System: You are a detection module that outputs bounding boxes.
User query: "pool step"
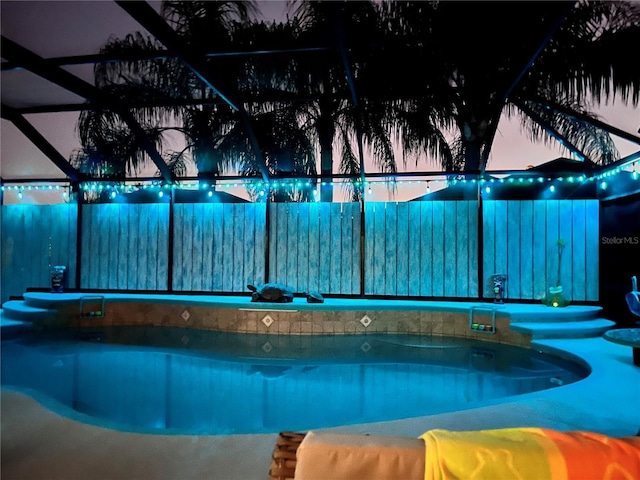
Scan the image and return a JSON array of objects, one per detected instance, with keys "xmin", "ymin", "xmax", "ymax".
[
  {"xmin": 22, "ymin": 292, "xmax": 84, "ymax": 309},
  {"xmin": 505, "ymin": 305, "xmax": 603, "ymax": 323},
  {"xmin": 0, "ymin": 310, "xmax": 33, "ymax": 337},
  {"xmin": 510, "ymin": 318, "xmax": 615, "ymax": 339},
  {"xmin": 1, "ymin": 300, "xmax": 57, "ymax": 322}
]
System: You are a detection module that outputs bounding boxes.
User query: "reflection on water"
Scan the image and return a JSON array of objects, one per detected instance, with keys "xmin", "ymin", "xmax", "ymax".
[{"xmin": 1, "ymin": 326, "xmax": 588, "ymax": 435}]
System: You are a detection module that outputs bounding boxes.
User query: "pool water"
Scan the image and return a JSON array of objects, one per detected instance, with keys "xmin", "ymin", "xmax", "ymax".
[{"xmin": 1, "ymin": 327, "xmax": 588, "ymax": 435}]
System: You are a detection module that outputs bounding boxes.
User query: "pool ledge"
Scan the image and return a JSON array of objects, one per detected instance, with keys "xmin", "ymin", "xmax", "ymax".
[{"xmin": 21, "ymin": 291, "xmax": 602, "ymax": 318}]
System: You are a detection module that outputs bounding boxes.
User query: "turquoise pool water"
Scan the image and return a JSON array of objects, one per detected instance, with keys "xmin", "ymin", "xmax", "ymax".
[{"xmin": 1, "ymin": 326, "xmax": 588, "ymax": 434}]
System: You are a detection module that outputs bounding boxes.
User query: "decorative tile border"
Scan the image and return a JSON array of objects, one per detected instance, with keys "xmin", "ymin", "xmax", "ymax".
[{"xmin": 48, "ymin": 300, "xmax": 532, "ymax": 347}]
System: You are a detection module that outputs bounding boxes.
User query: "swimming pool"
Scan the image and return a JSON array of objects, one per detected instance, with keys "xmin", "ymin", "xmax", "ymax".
[{"xmin": 1, "ymin": 326, "xmax": 588, "ymax": 435}]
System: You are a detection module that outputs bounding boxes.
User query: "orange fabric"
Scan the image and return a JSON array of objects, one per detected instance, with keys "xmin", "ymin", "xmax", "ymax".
[
  {"xmin": 543, "ymin": 429, "xmax": 640, "ymax": 480},
  {"xmin": 420, "ymin": 428, "xmax": 640, "ymax": 480}
]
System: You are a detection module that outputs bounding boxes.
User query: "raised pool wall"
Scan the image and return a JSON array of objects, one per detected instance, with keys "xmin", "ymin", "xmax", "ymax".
[{"xmin": 44, "ymin": 297, "xmax": 532, "ymax": 347}]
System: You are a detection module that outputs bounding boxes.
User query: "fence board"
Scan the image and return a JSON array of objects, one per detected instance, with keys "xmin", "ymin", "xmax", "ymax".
[
  {"xmin": 126, "ymin": 204, "xmax": 137, "ymax": 290},
  {"xmin": 108, "ymin": 205, "xmax": 119, "ymax": 289},
  {"xmin": 307, "ymin": 202, "xmax": 320, "ymax": 292},
  {"xmin": 455, "ymin": 201, "xmax": 469, "ymax": 297},
  {"xmin": 372, "ymin": 203, "xmax": 386, "ymax": 294},
  {"xmin": 585, "ymin": 200, "xmax": 599, "ymax": 301},
  {"xmin": 329, "ymin": 204, "xmax": 343, "ymax": 293},
  {"xmin": 243, "ymin": 205, "xmax": 255, "ymax": 289},
  {"xmin": 202, "ymin": 206, "xmax": 214, "ymax": 290},
  {"xmin": 232, "ymin": 204, "xmax": 245, "ymax": 291},
  {"xmin": 408, "ymin": 202, "xmax": 421, "ymax": 296},
  {"xmin": 443, "ymin": 202, "xmax": 458, "ymax": 297},
  {"xmin": 274, "ymin": 202, "xmax": 287, "ymax": 285},
  {"xmin": 340, "ymin": 203, "xmax": 353, "ymax": 293},
  {"xmin": 172, "ymin": 204, "xmax": 184, "ymax": 291},
  {"xmin": 147, "ymin": 204, "xmax": 159, "ymax": 291},
  {"xmin": 482, "ymin": 201, "xmax": 495, "ymax": 298},
  {"xmin": 318, "ymin": 203, "xmax": 331, "ymax": 293},
  {"xmin": 297, "ymin": 203, "xmax": 309, "ymax": 292},
  {"xmin": 532, "ymin": 201, "xmax": 547, "ymax": 299},
  {"xmin": 352, "ymin": 203, "xmax": 361, "ymax": 294},
  {"xmin": 572, "ymin": 200, "xmax": 587, "ymax": 301},
  {"xmin": 520, "ymin": 201, "xmax": 534, "ymax": 299},
  {"xmin": 191, "ymin": 204, "xmax": 204, "ymax": 292},
  {"xmin": 396, "ymin": 202, "xmax": 409, "ymax": 296},
  {"xmin": 558, "ymin": 201, "xmax": 573, "ymax": 301},
  {"xmin": 176, "ymin": 203, "xmax": 190, "ymax": 290},
  {"xmin": 420, "ymin": 202, "xmax": 433, "ymax": 297},
  {"xmin": 138, "ymin": 205, "xmax": 150, "ymax": 290},
  {"xmin": 493, "ymin": 201, "xmax": 508, "ymax": 297},
  {"xmin": 253, "ymin": 203, "xmax": 267, "ymax": 287},
  {"xmin": 221, "ymin": 204, "xmax": 234, "ymax": 291},
  {"xmin": 468, "ymin": 201, "xmax": 478, "ymax": 298},
  {"xmin": 211, "ymin": 204, "xmax": 222, "ymax": 290},
  {"xmin": 507, "ymin": 201, "xmax": 521, "ymax": 298},
  {"xmin": 382, "ymin": 204, "xmax": 396, "ymax": 295},
  {"xmin": 429, "ymin": 202, "xmax": 443, "ymax": 297},
  {"xmin": 33, "ymin": 207, "xmax": 46, "ymax": 284}
]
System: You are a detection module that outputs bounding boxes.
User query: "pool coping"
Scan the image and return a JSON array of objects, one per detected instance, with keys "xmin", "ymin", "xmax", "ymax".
[{"xmin": 1, "ymin": 336, "xmax": 638, "ymax": 480}]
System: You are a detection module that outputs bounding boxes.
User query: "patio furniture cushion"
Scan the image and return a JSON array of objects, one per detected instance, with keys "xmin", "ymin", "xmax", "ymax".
[{"xmin": 293, "ymin": 431, "xmax": 425, "ymax": 480}]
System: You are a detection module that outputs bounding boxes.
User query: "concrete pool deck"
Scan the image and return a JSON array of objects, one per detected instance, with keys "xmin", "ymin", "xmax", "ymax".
[{"xmin": 2, "ymin": 335, "xmax": 639, "ymax": 480}]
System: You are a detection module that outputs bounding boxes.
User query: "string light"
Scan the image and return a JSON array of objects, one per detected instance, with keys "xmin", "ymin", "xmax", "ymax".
[{"xmin": 3, "ymin": 160, "xmax": 639, "ymax": 203}]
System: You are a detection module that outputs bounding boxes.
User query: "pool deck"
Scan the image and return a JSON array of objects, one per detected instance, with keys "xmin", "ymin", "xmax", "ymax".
[{"xmin": 1, "ymin": 297, "xmax": 639, "ymax": 479}]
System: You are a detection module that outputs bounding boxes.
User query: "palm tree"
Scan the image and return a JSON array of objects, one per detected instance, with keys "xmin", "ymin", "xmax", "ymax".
[
  {"xmin": 372, "ymin": 0, "xmax": 640, "ymax": 173},
  {"xmin": 76, "ymin": 1, "xmax": 324, "ymax": 201},
  {"xmin": 75, "ymin": 2, "xmax": 254, "ymax": 179},
  {"xmin": 278, "ymin": 0, "xmax": 403, "ymax": 201}
]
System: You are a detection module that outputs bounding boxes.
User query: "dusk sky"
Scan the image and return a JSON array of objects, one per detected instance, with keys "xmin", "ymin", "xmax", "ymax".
[{"xmin": 1, "ymin": 0, "xmax": 638, "ymax": 201}]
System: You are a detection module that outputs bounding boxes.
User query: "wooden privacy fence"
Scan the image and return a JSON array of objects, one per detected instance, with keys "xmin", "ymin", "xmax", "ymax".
[
  {"xmin": 173, "ymin": 203, "xmax": 266, "ymax": 292},
  {"xmin": 1, "ymin": 199, "xmax": 599, "ymax": 303},
  {"xmin": 1, "ymin": 204, "xmax": 78, "ymax": 302},
  {"xmin": 81, "ymin": 203, "xmax": 170, "ymax": 291}
]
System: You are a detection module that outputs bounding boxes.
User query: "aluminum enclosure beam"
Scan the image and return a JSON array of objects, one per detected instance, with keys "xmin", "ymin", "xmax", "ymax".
[
  {"xmin": 1, "ymin": 104, "xmax": 81, "ymax": 181},
  {"xmin": 0, "ymin": 35, "xmax": 175, "ymax": 183},
  {"xmin": 115, "ymin": 0, "xmax": 271, "ymax": 183}
]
